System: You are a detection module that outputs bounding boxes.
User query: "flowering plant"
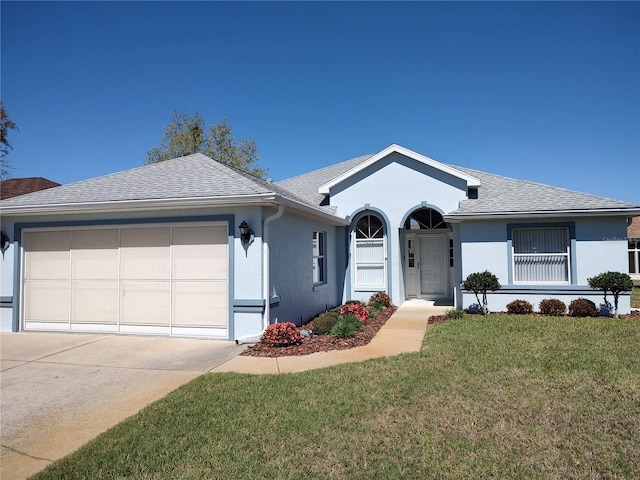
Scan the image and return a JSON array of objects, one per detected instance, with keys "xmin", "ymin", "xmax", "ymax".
[
  {"xmin": 340, "ymin": 303, "xmax": 369, "ymax": 323},
  {"xmin": 261, "ymin": 322, "xmax": 303, "ymax": 347}
]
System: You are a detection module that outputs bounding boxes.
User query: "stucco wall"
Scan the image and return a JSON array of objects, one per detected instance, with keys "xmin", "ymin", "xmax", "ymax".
[
  {"xmin": 457, "ymin": 216, "xmax": 633, "ymax": 314},
  {"xmin": 329, "ymin": 151, "xmax": 468, "ymax": 305},
  {"xmin": 268, "ymin": 209, "xmax": 345, "ymax": 326}
]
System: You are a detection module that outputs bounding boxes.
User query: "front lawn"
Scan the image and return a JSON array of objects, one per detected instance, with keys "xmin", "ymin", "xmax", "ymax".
[
  {"xmin": 32, "ymin": 315, "xmax": 640, "ymax": 480},
  {"xmin": 632, "ymin": 281, "xmax": 640, "ymax": 309}
]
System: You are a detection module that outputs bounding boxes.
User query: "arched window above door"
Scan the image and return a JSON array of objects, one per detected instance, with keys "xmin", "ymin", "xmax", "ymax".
[
  {"xmin": 356, "ymin": 214, "xmax": 384, "ymax": 239},
  {"xmin": 404, "ymin": 208, "xmax": 447, "ymax": 230}
]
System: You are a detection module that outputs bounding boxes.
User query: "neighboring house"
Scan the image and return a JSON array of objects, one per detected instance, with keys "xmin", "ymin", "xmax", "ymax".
[
  {"xmin": 1, "ymin": 145, "xmax": 638, "ymax": 339},
  {"xmin": 628, "ymin": 217, "xmax": 640, "ymax": 280},
  {"xmin": 0, "ymin": 177, "xmax": 61, "ymax": 200}
]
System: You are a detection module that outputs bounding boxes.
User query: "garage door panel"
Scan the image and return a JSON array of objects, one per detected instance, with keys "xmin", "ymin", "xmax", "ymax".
[
  {"xmin": 23, "ymin": 224, "xmax": 229, "ymax": 337},
  {"xmin": 120, "ymin": 228, "xmax": 170, "ymax": 280},
  {"xmin": 172, "ymin": 226, "xmax": 227, "ymax": 280},
  {"xmin": 172, "ymin": 281, "xmax": 227, "ymax": 327},
  {"xmin": 71, "ymin": 281, "xmax": 118, "ymax": 323},
  {"xmin": 24, "ymin": 231, "xmax": 70, "ymax": 280},
  {"xmin": 120, "ymin": 281, "xmax": 170, "ymax": 326},
  {"xmin": 24, "ymin": 281, "xmax": 70, "ymax": 322},
  {"xmin": 71, "ymin": 229, "xmax": 119, "ymax": 280}
]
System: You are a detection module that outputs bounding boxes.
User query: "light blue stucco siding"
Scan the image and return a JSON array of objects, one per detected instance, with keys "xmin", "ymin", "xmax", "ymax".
[
  {"xmin": 329, "ymin": 151, "xmax": 468, "ymax": 305},
  {"xmin": 0, "ymin": 232, "xmax": 15, "ymax": 331},
  {"xmin": 457, "ymin": 216, "xmax": 632, "ymax": 314},
  {"xmin": 268, "ymin": 209, "xmax": 345, "ymax": 326}
]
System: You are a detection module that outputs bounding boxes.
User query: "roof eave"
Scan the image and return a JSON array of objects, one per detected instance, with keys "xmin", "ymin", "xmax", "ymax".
[
  {"xmin": 0, "ymin": 193, "xmax": 279, "ymax": 216},
  {"xmin": 444, "ymin": 207, "xmax": 640, "ymax": 222},
  {"xmin": 0, "ymin": 192, "xmax": 350, "ymax": 226},
  {"xmin": 318, "ymin": 144, "xmax": 481, "ymax": 195}
]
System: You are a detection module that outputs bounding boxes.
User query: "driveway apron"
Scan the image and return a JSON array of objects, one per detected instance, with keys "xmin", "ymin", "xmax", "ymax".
[{"xmin": 0, "ymin": 332, "xmax": 245, "ymax": 480}]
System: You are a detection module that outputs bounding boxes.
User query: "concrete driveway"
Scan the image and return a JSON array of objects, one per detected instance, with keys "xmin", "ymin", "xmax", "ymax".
[{"xmin": 0, "ymin": 332, "xmax": 245, "ymax": 480}]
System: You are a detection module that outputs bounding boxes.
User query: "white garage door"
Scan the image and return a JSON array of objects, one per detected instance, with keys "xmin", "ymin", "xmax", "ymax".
[{"xmin": 22, "ymin": 224, "xmax": 228, "ymax": 338}]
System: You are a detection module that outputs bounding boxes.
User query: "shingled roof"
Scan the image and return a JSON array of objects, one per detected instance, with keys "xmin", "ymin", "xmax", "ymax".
[
  {"xmin": 0, "ymin": 177, "xmax": 60, "ymax": 200},
  {"xmin": 276, "ymin": 149, "xmax": 639, "ymax": 218},
  {"xmin": 0, "ymin": 154, "xmax": 337, "ymax": 219},
  {"xmin": 447, "ymin": 165, "xmax": 639, "ymax": 218}
]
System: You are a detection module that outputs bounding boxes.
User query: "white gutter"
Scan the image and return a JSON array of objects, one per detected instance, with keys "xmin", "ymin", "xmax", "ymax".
[
  {"xmin": 235, "ymin": 204, "xmax": 285, "ymax": 345},
  {"xmin": 0, "ymin": 193, "xmax": 279, "ymax": 216},
  {"xmin": 445, "ymin": 208, "xmax": 640, "ymax": 222}
]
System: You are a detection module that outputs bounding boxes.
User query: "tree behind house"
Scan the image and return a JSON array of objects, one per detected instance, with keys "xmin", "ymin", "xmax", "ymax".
[
  {"xmin": 1, "ymin": 100, "xmax": 19, "ymax": 180},
  {"xmin": 145, "ymin": 111, "xmax": 267, "ymax": 178}
]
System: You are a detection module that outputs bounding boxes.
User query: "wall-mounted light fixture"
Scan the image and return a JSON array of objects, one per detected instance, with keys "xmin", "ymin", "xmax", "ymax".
[
  {"xmin": 238, "ymin": 221, "xmax": 253, "ymax": 246},
  {"xmin": 0, "ymin": 231, "xmax": 10, "ymax": 258}
]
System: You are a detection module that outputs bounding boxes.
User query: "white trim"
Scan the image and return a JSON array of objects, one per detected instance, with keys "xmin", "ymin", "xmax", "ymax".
[
  {"xmin": 319, "ymin": 144, "xmax": 481, "ymax": 194},
  {"xmin": 1, "ymin": 193, "xmax": 350, "ymax": 226},
  {"xmin": 445, "ymin": 209, "xmax": 640, "ymax": 222}
]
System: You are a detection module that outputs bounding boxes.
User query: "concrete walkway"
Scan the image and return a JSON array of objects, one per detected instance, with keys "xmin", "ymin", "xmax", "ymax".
[{"xmin": 213, "ymin": 299, "xmax": 449, "ymax": 374}]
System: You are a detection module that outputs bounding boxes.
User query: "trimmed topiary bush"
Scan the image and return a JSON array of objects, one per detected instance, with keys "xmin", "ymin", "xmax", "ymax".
[
  {"xmin": 369, "ymin": 291, "xmax": 392, "ymax": 308},
  {"xmin": 261, "ymin": 322, "xmax": 303, "ymax": 346},
  {"xmin": 462, "ymin": 271, "xmax": 501, "ymax": 315},
  {"xmin": 568, "ymin": 298, "xmax": 598, "ymax": 318},
  {"xmin": 312, "ymin": 314, "xmax": 340, "ymax": 335},
  {"xmin": 330, "ymin": 313, "xmax": 363, "ymax": 338},
  {"xmin": 588, "ymin": 271, "xmax": 634, "ymax": 318},
  {"xmin": 539, "ymin": 298, "xmax": 566, "ymax": 316},
  {"xmin": 506, "ymin": 299, "xmax": 533, "ymax": 315}
]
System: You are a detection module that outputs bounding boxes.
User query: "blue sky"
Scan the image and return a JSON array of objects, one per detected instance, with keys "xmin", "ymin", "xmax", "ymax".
[{"xmin": 2, "ymin": 1, "xmax": 639, "ymax": 203}]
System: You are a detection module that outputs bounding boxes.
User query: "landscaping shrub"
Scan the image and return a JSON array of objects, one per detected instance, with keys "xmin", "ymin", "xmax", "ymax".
[
  {"xmin": 588, "ymin": 271, "xmax": 634, "ymax": 318},
  {"xmin": 568, "ymin": 298, "xmax": 598, "ymax": 318},
  {"xmin": 340, "ymin": 302, "xmax": 369, "ymax": 323},
  {"xmin": 369, "ymin": 291, "xmax": 392, "ymax": 308},
  {"xmin": 330, "ymin": 313, "xmax": 363, "ymax": 338},
  {"xmin": 506, "ymin": 299, "xmax": 533, "ymax": 315},
  {"xmin": 261, "ymin": 322, "xmax": 303, "ymax": 347},
  {"xmin": 445, "ymin": 308, "xmax": 465, "ymax": 319},
  {"xmin": 539, "ymin": 298, "xmax": 566, "ymax": 316},
  {"xmin": 461, "ymin": 271, "xmax": 501, "ymax": 315},
  {"xmin": 312, "ymin": 315, "xmax": 340, "ymax": 335}
]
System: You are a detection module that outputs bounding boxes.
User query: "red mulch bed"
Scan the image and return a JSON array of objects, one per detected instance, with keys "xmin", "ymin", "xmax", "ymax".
[{"xmin": 241, "ymin": 306, "xmax": 397, "ymax": 358}]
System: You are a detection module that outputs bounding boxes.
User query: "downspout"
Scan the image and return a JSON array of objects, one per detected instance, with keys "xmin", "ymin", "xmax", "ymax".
[{"xmin": 236, "ymin": 203, "xmax": 285, "ymax": 344}]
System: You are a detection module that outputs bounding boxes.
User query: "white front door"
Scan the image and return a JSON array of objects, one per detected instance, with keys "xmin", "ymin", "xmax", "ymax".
[
  {"xmin": 420, "ymin": 236, "xmax": 446, "ymax": 296},
  {"xmin": 405, "ymin": 234, "xmax": 448, "ymax": 299}
]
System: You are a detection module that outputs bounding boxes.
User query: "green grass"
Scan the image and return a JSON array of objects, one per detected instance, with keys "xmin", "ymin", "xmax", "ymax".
[
  {"xmin": 32, "ymin": 315, "xmax": 640, "ymax": 480},
  {"xmin": 632, "ymin": 282, "xmax": 640, "ymax": 309}
]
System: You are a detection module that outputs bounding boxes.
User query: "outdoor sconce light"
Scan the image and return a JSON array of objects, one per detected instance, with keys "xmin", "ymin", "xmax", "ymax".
[
  {"xmin": 238, "ymin": 221, "xmax": 253, "ymax": 246},
  {"xmin": 0, "ymin": 231, "xmax": 10, "ymax": 258}
]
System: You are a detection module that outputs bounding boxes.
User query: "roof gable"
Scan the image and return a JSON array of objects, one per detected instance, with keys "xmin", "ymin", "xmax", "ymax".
[{"xmin": 317, "ymin": 144, "xmax": 481, "ymax": 195}]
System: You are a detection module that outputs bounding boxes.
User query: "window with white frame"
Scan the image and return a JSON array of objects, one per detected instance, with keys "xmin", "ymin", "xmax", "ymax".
[
  {"xmin": 354, "ymin": 215, "xmax": 386, "ymax": 288},
  {"xmin": 512, "ymin": 227, "xmax": 570, "ymax": 283},
  {"xmin": 312, "ymin": 231, "xmax": 326, "ymax": 285},
  {"xmin": 629, "ymin": 240, "xmax": 640, "ymax": 276}
]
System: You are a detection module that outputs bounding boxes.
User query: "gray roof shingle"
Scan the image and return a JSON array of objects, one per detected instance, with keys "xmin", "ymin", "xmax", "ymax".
[
  {"xmin": 0, "ymin": 153, "xmax": 324, "ymax": 213},
  {"xmin": 276, "ymin": 152, "xmax": 639, "ymax": 216},
  {"xmin": 448, "ymin": 165, "xmax": 639, "ymax": 216}
]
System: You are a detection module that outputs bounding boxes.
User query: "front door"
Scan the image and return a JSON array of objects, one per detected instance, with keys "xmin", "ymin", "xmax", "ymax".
[{"xmin": 419, "ymin": 236, "xmax": 446, "ymax": 296}]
